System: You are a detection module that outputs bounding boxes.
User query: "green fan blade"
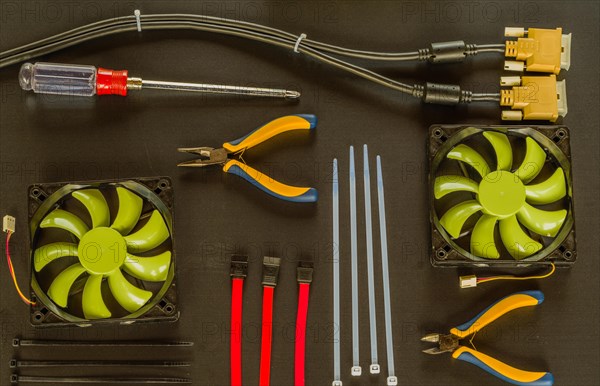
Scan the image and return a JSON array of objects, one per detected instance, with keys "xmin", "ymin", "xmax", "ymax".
[
  {"xmin": 124, "ymin": 210, "xmax": 169, "ymax": 253},
  {"xmin": 499, "ymin": 215, "xmax": 543, "ymax": 259},
  {"xmin": 40, "ymin": 209, "xmax": 89, "ymax": 239},
  {"xmin": 447, "ymin": 144, "xmax": 490, "ymax": 178},
  {"xmin": 34, "ymin": 242, "xmax": 78, "ymax": 272},
  {"xmin": 47, "ymin": 263, "xmax": 86, "ymax": 308},
  {"xmin": 439, "ymin": 200, "xmax": 482, "ymax": 238},
  {"xmin": 525, "ymin": 168, "xmax": 567, "ymax": 205},
  {"xmin": 470, "ymin": 214, "xmax": 500, "ymax": 259},
  {"xmin": 483, "ymin": 132, "xmax": 513, "ymax": 171},
  {"xmin": 517, "ymin": 203, "xmax": 567, "ymax": 237},
  {"xmin": 72, "ymin": 189, "xmax": 110, "ymax": 228},
  {"xmin": 515, "ymin": 137, "xmax": 546, "ymax": 184},
  {"xmin": 82, "ymin": 274, "xmax": 111, "ymax": 319},
  {"xmin": 107, "ymin": 269, "xmax": 152, "ymax": 313},
  {"xmin": 111, "ymin": 187, "xmax": 143, "ymax": 236},
  {"xmin": 123, "ymin": 251, "xmax": 171, "ymax": 282},
  {"xmin": 434, "ymin": 176, "xmax": 479, "ymax": 199}
]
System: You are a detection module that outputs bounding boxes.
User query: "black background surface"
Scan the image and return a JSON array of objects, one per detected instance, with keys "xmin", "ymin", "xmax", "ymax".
[{"xmin": 0, "ymin": 1, "xmax": 599, "ymax": 385}]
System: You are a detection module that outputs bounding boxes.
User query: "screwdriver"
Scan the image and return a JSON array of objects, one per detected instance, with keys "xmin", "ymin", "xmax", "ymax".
[{"xmin": 18, "ymin": 62, "xmax": 300, "ymax": 99}]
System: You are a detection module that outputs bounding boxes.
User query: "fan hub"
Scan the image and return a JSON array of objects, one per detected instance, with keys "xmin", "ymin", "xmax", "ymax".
[
  {"xmin": 77, "ymin": 227, "xmax": 127, "ymax": 275},
  {"xmin": 478, "ymin": 171, "xmax": 526, "ymax": 218}
]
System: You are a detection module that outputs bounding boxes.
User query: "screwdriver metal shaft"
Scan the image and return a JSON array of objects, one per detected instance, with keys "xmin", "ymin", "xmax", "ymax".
[{"xmin": 127, "ymin": 77, "xmax": 300, "ymax": 99}]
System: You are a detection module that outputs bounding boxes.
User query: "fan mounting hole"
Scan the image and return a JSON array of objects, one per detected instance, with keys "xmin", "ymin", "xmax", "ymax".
[
  {"xmin": 164, "ymin": 304, "xmax": 175, "ymax": 314},
  {"xmin": 553, "ymin": 129, "xmax": 567, "ymax": 143},
  {"xmin": 31, "ymin": 188, "xmax": 41, "ymax": 197},
  {"xmin": 158, "ymin": 180, "xmax": 169, "ymax": 189},
  {"xmin": 563, "ymin": 250, "xmax": 573, "ymax": 260},
  {"xmin": 33, "ymin": 312, "xmax": 44, "ymax": 321},
  {"xmin": 436, "ymin": 248, "xmax": 448, "ymax": 259}
]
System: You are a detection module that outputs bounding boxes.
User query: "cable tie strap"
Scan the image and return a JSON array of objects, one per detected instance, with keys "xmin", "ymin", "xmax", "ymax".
[
  {"xmin": 294, "ymin": 33, "xmax": 307, "ymax": 53},
  {"xmin": 134, "ymin": 9, "xmax": 142, "ymax": 32}
]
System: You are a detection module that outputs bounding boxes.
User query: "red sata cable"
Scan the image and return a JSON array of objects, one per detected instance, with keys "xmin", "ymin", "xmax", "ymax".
[
  {"xmin": 259, "ymin": 257, "xmax": 281, "ymax": 386},
  {"xmin": 230, "ymin": 256, "xmax": 248, "ymax": 386},
  {"xmin": 294, "ymin": 262, "xmax": 314, "ymax": 386},
  {"xmin": 259, "ymin": 286, "xmax": 274, "ymax": 385}
]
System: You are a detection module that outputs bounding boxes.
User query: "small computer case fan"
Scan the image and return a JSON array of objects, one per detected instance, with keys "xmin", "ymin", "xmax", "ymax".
[
  {"xmin": 428, "ymin": 125, "xmax": 576, "ymax": 267},
  {"xmin": 28, "ymin": 177, "xmax": 178, "ymax": 326}
]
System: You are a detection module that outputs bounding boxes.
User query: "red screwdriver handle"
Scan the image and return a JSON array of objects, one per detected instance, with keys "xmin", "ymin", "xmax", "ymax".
[{"xmin": 96, "ymin": 67, "xmax": 128, "ymax": 96}]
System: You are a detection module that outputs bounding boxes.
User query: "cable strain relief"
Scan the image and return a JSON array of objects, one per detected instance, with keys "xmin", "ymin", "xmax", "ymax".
[
  {"xmin": 412, "ymin": 84, "xmax": 425, "ymax": 99},
  {"xmin": 465, "ymin": 44, "xmax": 478, "ymax": 56},
  {"xmin": 505, "ymin": 40, "xmax": 518, "ymax": 57},
  {"xmin": 460, "ymin": 90, "xmax": 473, "ymax": 103},
  {"xmin": 500, "ymin": 89, "xmax": 515, "ymax": 106},
  {"xmin": 418, "ymin": 48, "xmax": 431, "ymax": 61}
]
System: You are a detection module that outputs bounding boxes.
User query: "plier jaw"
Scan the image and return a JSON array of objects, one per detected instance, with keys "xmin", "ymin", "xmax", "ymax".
[
  {"xmin": 175, "ymin": 115, "xmax": 318, "ymax": 203},
  {"xmin": 420, "ymin": 291, "xmax": 554, "ymax": 386},
  {"xmin": 177, "ymin": 147, "xmax": 229, "ymax": 167},
  {"xmin": 421, "ymin": 333, "xmax": 459, "ymax": 355}
]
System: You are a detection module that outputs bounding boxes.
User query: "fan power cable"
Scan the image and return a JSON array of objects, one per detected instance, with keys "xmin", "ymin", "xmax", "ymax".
[{"xmin": 3, "ymin": 215, "xmax": 36, "ymax": 306}]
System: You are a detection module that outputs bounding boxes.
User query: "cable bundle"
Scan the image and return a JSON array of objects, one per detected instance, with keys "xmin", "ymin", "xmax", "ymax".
[{"xmin": 0, "ymin": 12, "xmax": 502, "ymax": 103}]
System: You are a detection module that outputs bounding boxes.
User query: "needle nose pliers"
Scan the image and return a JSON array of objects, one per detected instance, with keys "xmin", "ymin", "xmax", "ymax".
[
  {"xmin": 422, "ymin": 290, "xmax": 554, "ymax": 386},
  {"xmin": 177, "ymin": 114, "xmax": 318, "ymax": 203}
]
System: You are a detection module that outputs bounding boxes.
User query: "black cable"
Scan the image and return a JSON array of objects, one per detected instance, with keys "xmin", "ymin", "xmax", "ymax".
[
  {"xmin": 1, "ymin": 14, "xmax": 504, "ymax": 62},
  {"xmin": 0, "ymin": 13, "xmax": 501, "ymax": 102},
  {"xmin": 475, "ymin": 44, "xmax": 507, "ymax": 53}
]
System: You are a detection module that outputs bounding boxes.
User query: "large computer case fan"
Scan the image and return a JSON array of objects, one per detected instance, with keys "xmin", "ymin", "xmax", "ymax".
[
  {"xmin": 428, "ymin": 125, "xmax": 576, "ymax": 267},
  {"xmin": 28, "ymin": 177, "xmax": 178, "ymax": 326}
]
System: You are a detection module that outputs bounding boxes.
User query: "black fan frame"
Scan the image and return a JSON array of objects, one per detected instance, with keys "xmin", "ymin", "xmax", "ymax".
[
  {"xmin": 27, "ymin": 177, "xmax": 178, "ymax": 327},
  {"xmin": 428, "ymin": 125, "xmax": 576, "ymax": 268}
]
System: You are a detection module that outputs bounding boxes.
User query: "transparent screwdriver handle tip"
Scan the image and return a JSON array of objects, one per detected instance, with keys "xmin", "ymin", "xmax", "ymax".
[{"xmin": 19, "ymin": 62, "xmax": 97, "ymax": 96}]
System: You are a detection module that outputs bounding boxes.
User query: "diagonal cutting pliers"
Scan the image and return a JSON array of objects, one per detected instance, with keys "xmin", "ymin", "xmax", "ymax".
[
  {"xmin": 422, "ymin": 290, "xmax": 554, "ymax": 386},
  {"xmin": 177, "ymin": 114, "xmax": 318, "ymax": 203}
]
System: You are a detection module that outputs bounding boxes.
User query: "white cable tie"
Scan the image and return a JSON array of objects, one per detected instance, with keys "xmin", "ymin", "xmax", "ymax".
[
  {"xmin": 294, "ymin": 33, "xmax": 307, "ymax": 53},
  {"xmin": 134, "ymin": 9, "xmax": 142, "ymax": 32}
]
